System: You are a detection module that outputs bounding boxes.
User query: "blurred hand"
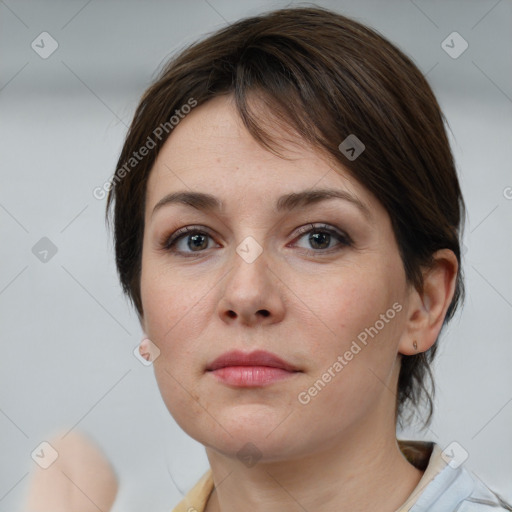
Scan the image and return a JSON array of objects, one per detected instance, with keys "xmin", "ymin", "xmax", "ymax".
[{"xmin": 24, "ymin": 430, "xmax": 118, "ymax": 512}]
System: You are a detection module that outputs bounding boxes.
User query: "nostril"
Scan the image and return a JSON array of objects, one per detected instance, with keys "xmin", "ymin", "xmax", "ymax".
[
  {"xmin": 227, "ymin": 310, "xmax": 237, "ymax": 318},
  {"xmin": 258, "ymin": 310, "xmax": 270, "ymax": 317}
]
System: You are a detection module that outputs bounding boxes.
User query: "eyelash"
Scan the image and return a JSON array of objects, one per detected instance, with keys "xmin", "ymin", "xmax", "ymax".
[{"xmin": 161, "ymin": 223, "xmax": 352, "ymax": 257}]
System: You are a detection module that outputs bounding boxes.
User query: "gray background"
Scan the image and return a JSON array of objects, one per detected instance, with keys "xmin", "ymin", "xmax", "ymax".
[{"xmin": 1, "ymin": 0, "xmax": 511, "ymax": 510}]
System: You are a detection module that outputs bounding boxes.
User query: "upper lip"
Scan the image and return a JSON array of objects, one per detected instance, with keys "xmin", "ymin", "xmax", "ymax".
[{"xmin": 206, "ymin": 350, "xmax": 299, "ymax": 372}]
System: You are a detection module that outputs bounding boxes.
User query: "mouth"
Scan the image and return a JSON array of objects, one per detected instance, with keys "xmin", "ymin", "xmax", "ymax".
[
  {"xmin": 206, "ymin": 350, "xmax": 301, "ymax": 387},
  {"xmin": 206, "ymin": 349, "xmax": 299, "ymax": 371}
]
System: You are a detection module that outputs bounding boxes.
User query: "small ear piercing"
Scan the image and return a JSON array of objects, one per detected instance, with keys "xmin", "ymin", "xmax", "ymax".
[{"xmin": 413, "ymin": 340, "xmax": 418, "ymax": 351}]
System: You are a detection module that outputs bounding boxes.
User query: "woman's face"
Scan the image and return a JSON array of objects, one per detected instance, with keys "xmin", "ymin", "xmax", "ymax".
[{"xmin": 140, "ymin": 95, "xmax": 413, "ymax": 460}]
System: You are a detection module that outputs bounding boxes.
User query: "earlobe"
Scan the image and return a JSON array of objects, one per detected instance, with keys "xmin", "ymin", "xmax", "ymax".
[{"xmin": 398, "ymin": 249, "xmax": 458, "ymax": 356}]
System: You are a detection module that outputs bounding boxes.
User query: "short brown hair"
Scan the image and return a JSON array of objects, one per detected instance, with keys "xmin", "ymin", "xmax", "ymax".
[{"xmin": 106, "ymin": 6, "xmax": 466, "ymax": 429}]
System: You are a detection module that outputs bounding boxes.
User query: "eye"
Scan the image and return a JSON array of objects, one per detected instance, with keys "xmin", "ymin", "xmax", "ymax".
[
  {"xmin": 161, "ymin": 223, "xmax": 352, "ymax": 257},
  {"xmin": 163, "ymin": 226, "xmax": 218, "ymax": 255},
  {"xmin": 291, "ymin": 223, "xmax": 352, "ymax": 252}
]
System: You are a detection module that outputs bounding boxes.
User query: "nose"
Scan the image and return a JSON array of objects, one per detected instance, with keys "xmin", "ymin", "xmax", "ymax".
[{"xmin": 217, "ymin": 246, "xmax": 286, "ymax": 327}]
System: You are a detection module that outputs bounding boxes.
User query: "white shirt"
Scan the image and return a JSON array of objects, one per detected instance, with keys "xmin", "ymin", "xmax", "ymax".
[
  {"xmin": 171, "ymin": 440, "xmax": 512, "ymax": 511},
  {"xmin": 398, "ymin": 441, "xmax": 511, "ymax": 511}
]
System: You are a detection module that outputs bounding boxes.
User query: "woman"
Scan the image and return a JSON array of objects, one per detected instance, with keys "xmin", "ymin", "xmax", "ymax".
[{"xmin": 25, "ymin": 5, "xmax": 511, "ymax": 511}]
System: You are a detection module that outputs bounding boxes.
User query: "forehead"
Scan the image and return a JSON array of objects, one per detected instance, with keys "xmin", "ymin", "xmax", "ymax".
[{"xmin": 145, "ymin": 95, "xmax": 378, "ymax": 217}]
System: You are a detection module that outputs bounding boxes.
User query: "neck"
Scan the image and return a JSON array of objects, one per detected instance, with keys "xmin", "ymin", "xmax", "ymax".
[{"xmin": 204, "ymin": 422, "xmax": 424, "ymax": 512}]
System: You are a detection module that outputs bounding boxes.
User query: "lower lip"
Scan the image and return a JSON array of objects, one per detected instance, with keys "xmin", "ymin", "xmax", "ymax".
[{"xmin": 208, "ymin": 366, "xmax": 298, "ymax": 387}]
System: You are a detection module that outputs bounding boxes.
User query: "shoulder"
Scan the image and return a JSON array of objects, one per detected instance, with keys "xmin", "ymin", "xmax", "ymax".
[
  {"xmin": 397, "ymin": 440, "xmax": 512, "ymax": 512},
  {"xmin": 404, "ymin": 441, "xmax": 512, "ymax": 512},
  {"xmin": 455, "ymin": 469, "xmax": 512, "ymax": 511},
  {"xmin": 171, "ymin": 468, "xmax": 214, "ymax": 512}
]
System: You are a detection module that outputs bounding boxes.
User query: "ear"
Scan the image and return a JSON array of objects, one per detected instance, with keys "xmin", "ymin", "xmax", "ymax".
[{"xmin": 398, "ymin": 249, "xmax": 459, "ymax": 355}]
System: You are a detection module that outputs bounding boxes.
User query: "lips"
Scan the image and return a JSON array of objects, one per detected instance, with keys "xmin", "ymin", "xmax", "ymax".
[{"xmin": 206, "ymin": 349, "xmax": 299, "ymax": 372}]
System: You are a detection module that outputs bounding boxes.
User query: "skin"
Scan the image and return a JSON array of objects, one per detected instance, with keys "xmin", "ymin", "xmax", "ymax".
[
  {"xmin": 140, "ymin": 94, "xmax": 458, "ymax": 512},
  {"xmin": 24, "ymin": 431, "xmax": 118, "ymax": 511}
]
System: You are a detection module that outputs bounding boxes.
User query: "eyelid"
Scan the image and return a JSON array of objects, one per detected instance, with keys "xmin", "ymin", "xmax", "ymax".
[{"xmin": 295, "ymin": 222, "xmax": 335, "ymax": 236}]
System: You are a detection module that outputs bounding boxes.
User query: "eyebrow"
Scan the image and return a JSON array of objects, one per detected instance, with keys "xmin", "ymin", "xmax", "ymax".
[{"xmin": 151, "ymin": 188, "xmax": 371, "ymax": 220}]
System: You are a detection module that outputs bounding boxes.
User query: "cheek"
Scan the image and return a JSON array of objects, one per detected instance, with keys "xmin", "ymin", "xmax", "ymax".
[
  {"xmin": 314, "ymin": 269, "xmax": 388, "ymax": 344},
  {"xmin": 140, "ymin": 264, "xmax": 209, "ymax": 425},
  {"xmin": 140, "ymin": 254, "xmax": 187, "ymax": 351},
  {"xmin": 295, "ymin": 271, "xmax": 404, "ymax": 430},
  {"xmin": 139, "ymin": 255, "xmax": 218, "ymax": 374},
  {"xmin": 142, "ymin": 276, "xmax": 196, "ymax": 346},
  {"xmin": 308, "ymin": 261, "xmax": 405, "ymax": 379}
]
